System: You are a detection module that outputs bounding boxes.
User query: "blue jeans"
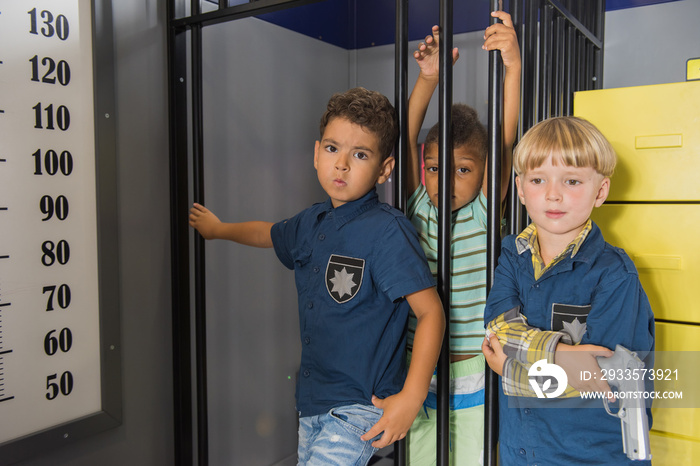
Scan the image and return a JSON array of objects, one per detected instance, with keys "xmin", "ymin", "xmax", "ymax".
[{"xmin": 297, "ymin": 404, "xmax": 382, "ymax": 465}]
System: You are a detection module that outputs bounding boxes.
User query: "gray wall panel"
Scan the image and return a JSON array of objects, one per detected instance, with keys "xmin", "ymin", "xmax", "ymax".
[
  {"xmin": 604, "ymin": 0, "xmax": 700, "ymax": 88},
  {"xmin": 201, "ymin": 17, "xmax": 348, "ymax": 466}
]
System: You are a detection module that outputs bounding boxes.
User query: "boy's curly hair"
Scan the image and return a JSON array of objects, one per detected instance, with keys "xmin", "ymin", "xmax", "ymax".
[
  {"xmin": 424, "ymin": 104, "xmax": 487, "ymax": 160},
  {"xmin": 319, "ymin": 87, "xmax": 399, "ymax": 160}
]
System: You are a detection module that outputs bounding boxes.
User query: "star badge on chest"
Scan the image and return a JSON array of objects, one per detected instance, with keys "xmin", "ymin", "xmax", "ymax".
[
  {"xmin": 551, "ymin": 303, "xmax": 591, "ymax": 344},
  {"xmin": 325, "ymin": 255, "xmax": 364, "ymax": 304}
]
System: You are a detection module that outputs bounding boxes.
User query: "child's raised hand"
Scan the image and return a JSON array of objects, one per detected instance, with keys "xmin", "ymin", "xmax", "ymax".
[
  {"xmin": 483, "ymin": 11, "xmax": 521, "ymax": 70},
  {"xmin": 413, "ymin": 25, "xmax": 459, "ymax": 80},
  {"xmin": 189, "ymin": 203, "xmax": 221, "ymax": 240}
]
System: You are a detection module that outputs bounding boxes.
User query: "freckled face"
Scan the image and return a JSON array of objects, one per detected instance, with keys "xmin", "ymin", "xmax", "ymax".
[
  {"xmin": 516, "ymin": 155, "xmax": 610, "ymax": 245},
  {"xmin": 423, "ymin": 144, "xmax": 485, "ymax": 211},
  {"xmin": 314, "ymin": 117, "xmax": 394, "ymax": 208}
]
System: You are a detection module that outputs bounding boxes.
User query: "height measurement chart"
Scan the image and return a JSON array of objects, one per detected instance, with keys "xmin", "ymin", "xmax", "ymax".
[{"xmin": 0, "ymin": 0, "xmax": 107, "ymax": 452}]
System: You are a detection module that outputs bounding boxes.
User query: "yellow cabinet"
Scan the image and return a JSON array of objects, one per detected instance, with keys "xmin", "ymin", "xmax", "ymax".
[
  {"xmin": 576, "ymin": 81, "xmax": 700, "ymax": 465},
  {"xmin": 649, "ymin": 322, "xmax": 700, "ymax": 465},
  {"xmin": 591, "ymin": 204, "xmax": 699, "ymax": 323},
  {"xmin": 575, "ymin": 81, "xmax": 700, "ymax": 202}
]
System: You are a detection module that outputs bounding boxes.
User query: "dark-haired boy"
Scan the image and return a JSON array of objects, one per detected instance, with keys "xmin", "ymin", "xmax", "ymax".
[{"xmin": 190, "ymin": 87, "xmax": 445, "ymax": 465}]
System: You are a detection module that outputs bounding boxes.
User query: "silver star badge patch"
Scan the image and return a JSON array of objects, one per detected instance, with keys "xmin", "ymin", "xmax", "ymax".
[{"xmin": 326, "ymin": 255, "xmax": 365, "ymax": 303}]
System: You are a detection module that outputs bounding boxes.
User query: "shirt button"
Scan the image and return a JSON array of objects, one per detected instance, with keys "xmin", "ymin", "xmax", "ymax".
[
  {"xmin": 304, "ymin": 337, "xmax": 311, "ymax": 344},
  {"xmin": 307, "ymin": 302, "xmax": 313, "ymax": 309},
  {"xmin": 313, "ymin": 266, "xmax": 320, "ymax": 273},
  {"xmin": 519, "ymin": 448, "xmax": 526, "ymax": 455},
  {"xmin": 318, "ymin": 234, "xmax": 325, "ymax": 240},
  {"xmin": 303, "ymin": 369, "xmax": 310, "ymax": 377},
  {"xmin": 524, "ymin": 408, "xmax": 531, "ymax": 415}
]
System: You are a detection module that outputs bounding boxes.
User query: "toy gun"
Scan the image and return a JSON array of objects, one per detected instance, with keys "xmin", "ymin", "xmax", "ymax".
[{"xmin": 597, "ymin": 345, "xmax": 652, "ymax": 461}]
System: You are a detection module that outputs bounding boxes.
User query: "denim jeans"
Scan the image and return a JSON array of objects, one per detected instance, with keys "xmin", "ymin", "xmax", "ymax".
[{"xmin": 297, "ymin": 404, "xmax": 382, "ymax": 465}]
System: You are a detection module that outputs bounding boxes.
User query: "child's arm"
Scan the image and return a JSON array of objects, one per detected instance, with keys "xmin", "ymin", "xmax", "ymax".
[
  {"xmin": 481, "ymin": 10, "xmax": 521, "ymax": 203},
  {"xmin": 360, "ymin": 286, "xmax": 445, "ymax": 448},
  {"xmin": 483, "ymin": 309, "xmax": 614, "ymax": 396},
  {"xmin": 407, "ymin": 26, "xmax": 459, "ymax": 196},
  {"xmin": 189, "ymin": 203, "xmax": 273, "ymax": 248}
]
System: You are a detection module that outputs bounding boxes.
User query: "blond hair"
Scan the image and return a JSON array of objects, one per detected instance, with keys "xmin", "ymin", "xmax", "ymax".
[{"xmin": 513, "ymin": 116, "xmax": 616, "ymax": 177}]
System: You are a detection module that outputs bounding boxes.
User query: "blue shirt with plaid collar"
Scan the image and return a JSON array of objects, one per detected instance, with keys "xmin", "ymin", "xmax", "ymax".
[{"xmin": 484, "ymin": 221, "xmax": 655, "ymax": 465}]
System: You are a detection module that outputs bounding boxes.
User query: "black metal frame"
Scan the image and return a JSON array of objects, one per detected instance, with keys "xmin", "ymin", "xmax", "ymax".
[{"xmin": 167, "ymin": 1, "xmax": 605, "ymax": 465}]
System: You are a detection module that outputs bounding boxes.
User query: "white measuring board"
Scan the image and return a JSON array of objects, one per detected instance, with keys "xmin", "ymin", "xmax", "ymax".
[{"xmin": 0, "ymin": 0, "xmax": 103, "ymax": 446}]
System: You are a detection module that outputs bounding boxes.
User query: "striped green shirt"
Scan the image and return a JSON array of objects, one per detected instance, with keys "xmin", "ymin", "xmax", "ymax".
[{"xmin": 406, "ymin": 184, "xmax": 488, "ymax": 355}]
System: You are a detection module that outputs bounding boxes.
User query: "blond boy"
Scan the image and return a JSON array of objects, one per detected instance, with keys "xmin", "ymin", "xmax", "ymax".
[{"xmin": 482, "ymin": 116, "xmax": 654, "ymax": 465}]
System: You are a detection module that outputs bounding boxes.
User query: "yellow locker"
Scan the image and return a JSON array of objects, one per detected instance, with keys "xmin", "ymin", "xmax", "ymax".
[
  {"xmin": 651, "ymin": 322, "xmax": 700, "ymax": 465},
  {"xmin": 591, "ymin": 204, "xmax": 698, "ymax": 323},
  {"xmin": 575, "ymin": 81, "xmax": 700, "ymax": 465},
  {"xmin": 575, "ymin": 81, "xmax": 700, "ymax": 202}
]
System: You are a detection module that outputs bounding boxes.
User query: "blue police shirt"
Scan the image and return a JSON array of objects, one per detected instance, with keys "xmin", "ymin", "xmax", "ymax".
[
  {"xmin": 484, "ymin": 222, "xmax": 655, "ymax": 465},
  {"xmin": 271, "ymin": 188, "xmax": 436, "ymax": 418}
]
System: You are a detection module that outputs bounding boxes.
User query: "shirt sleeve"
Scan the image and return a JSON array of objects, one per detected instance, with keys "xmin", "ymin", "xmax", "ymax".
[
  {"xmin": 372, "ymin": 214, "xmax": 436, "ymax": 302},
  {"xmin": 270, "ymin": 214, "xmax": 301, "ymax": 270},
  {"xmin": 472, "ymin": 190, "xmax": 488, "ymax": 230},
  {"xmin": 406, "ymin": 184, "xmax": 428, "ymax": 222},
  {"xmin": 582, "ymin": 253, "xmax": 655, "ymax": 354},
  {"xmin": 486, "ymin": 308, "xmax": 578, "ymax": 397}
]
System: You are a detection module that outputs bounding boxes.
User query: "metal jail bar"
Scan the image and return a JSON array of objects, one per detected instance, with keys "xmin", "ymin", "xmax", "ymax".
[
  {"xmin": 393, "ymin": 0, "xmax": 409, "ymax": 462},
  {"xmin": 436, "ymin": 0, "xmax": 453, "ymax": 464},
  {"xmin": 484, "ymin": 0, "xmax": 504, "ymax": 462}
]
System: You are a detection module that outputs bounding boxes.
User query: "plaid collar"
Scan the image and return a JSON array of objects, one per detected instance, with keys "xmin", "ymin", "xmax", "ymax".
[{"xmin": 516, "ymin": 219, "xmax": 592, "ymax": 280}]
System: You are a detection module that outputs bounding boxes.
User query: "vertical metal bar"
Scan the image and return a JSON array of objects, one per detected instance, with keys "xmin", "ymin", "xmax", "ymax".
[
  {"xmin": 523, "ymin": 0, "xmax": 538, "ymax": 134},
  {"xmin": 167, "ymin": 1, "xmax": 194, "ymax": 464},
  {"xmin": 594, "ymin": 0, "xmax": 605, "ymax": 90},
  {"xmin": 437, "ymin": 0, "xmax": 453, "ymax": 464},
  {"xmin": 538, "ymin": 0, "xmax": 553, "ymax": 120},
  {"xmin": 563, "ymin": 23, "xmax": 575, "ymax": 115},
  {"xmin": 393, "ymin": 0, "xmax": 408, "ymax": 214},
  {"xmin": 553, "ymin": 15, "xmax": 564, "ymax": 116},
  {"xmin": 191, "ymin": 21, "xmax": 209, "ymax": 466},
  {"xmin": 484, "ymin": 1, "xmax": 503, "ymax": 464},
  {"xmin": 576, "ymin": 31, "xmax": 584, "ymax": 93},
  {"xmin": 394, "ymin": 1, "xmax": 409, "ymax": 464},
  {"xmin": 586, "ymin": 40, "xmax": 594, "ymax": 91},
  {"xmin": 507, "ymin": 0, "xmax": 526, "ymax": 240}
]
